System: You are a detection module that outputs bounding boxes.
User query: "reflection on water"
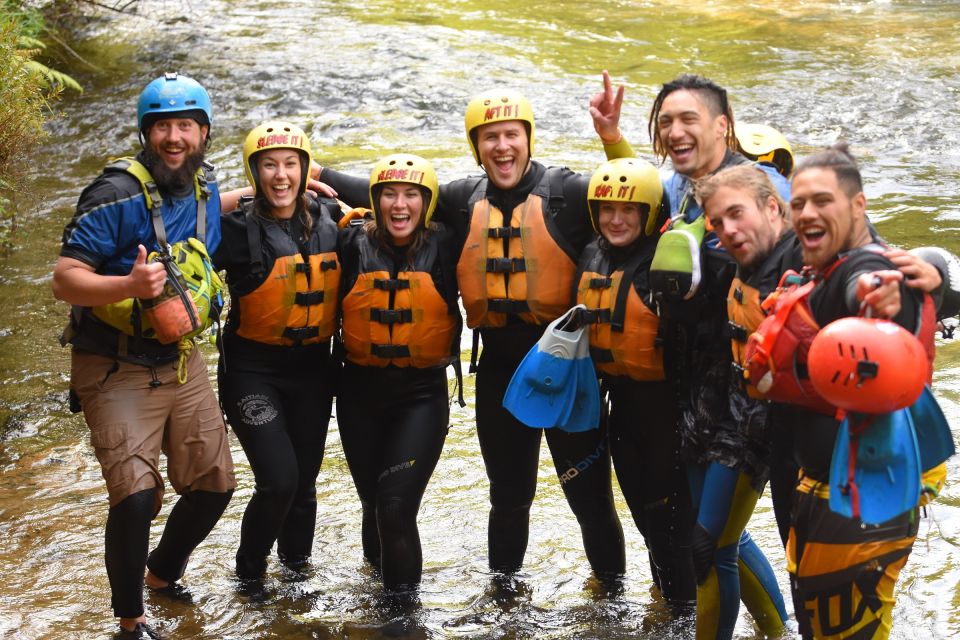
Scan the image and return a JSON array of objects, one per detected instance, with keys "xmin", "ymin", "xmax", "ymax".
[{"xmin": 2, "ymin": 0, "xmax": 960, "ymax": 637}]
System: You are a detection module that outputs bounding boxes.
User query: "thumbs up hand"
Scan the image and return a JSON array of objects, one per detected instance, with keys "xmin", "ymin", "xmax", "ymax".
[{"xmin": 127, "ymin": 244, "xmax": 167, "ymax": 299}]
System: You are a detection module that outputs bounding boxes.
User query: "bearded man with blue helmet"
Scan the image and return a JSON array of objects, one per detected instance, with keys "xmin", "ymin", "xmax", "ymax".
[{"xmin": 52, "ymin": 73, "xmax": 235, "ymax": 639}]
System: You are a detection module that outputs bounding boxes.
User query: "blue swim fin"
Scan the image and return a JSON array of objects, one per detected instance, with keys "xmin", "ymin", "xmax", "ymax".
[
  {"xmin": 502, "ymin": 306, "xmax": 584, "ymax": 429},
  {"xmin": 558, "ymin": 323, "xmax": 600, "ymax": 432},
  {"xmin": 909, "ymin": 385, "xmax": 956, "ymax": 471},
  {"xmin": 829, "ymin": 410, "xmax": 921, "ymax": 525}
]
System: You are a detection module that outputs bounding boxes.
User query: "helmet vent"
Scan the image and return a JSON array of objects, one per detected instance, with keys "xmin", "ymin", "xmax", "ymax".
[
  {"xmin": 185, "ymin": 99, "xmax": 196, "ymax": 106},
  {"xmin": 148, "ymin": 102, "xmax": 161, "ymax": 109},
  {"xmin": 619, "ymin": 176, "xmax": 627, "ymax": 182}
]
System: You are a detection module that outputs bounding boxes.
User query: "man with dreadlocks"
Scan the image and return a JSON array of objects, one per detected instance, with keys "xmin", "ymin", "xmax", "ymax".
[{"xmin": 645, "ymin": 74, "xmax": 790, "ymax": 640}]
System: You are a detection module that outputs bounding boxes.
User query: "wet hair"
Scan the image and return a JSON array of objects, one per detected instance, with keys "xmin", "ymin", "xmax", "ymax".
[
  {"xmin": 695, "ymin": 165, "xmax": 789, "ymax": 220},
  {"xmin": 365, "ymin": 184, "xmax": 436, "ymax": 265},
  {"xmin": 647, "ymin": 74, "xmax": 737, "ymax": 162},
  {"xmin": 253, "ymin": 193, "xmax": 313, "ymax": 240},
  {"xmin": 793, "ymin": 141, "xmax": 863, "ymax": 198}
]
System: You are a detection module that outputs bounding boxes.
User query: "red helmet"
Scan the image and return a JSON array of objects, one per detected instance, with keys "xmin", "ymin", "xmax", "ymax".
[{"xmin": 808, "ymin": 317, "xmax": 927, "ymax": 414}]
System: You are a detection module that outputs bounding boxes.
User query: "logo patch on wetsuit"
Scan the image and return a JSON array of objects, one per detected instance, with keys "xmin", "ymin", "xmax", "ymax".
[
  {"xmin": 236, "ymin": 394, "xmax": 278, "ymax": 426},
  {"xmin": 378, "ymin": 459, "xmax": 415, "ymax": 481},
  {"xmin": 558, "ymin": 441, "xmax": 607, "ymax": 485}
]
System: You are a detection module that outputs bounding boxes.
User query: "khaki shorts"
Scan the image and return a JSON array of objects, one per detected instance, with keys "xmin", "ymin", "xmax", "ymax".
[{"xmin": 71, "ymin": 349, "xmax": 236, "ymax": 512}]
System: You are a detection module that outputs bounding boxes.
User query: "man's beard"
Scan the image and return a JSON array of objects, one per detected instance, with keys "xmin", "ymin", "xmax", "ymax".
[{"xmin": 142, "ymin": 145, "xmax": 206, "ymax": 192}]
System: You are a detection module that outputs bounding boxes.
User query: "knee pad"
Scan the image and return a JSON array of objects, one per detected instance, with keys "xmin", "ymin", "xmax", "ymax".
[{"xmin": 691, "ymin": 523, "xmax": 716, "ymax": 585}]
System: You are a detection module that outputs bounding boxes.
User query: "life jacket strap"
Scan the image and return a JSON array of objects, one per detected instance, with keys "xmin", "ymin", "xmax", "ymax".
[
  {"xmin": 370, "ymin": 308, "xmax": 413, "ymax": 324},
  {"xmin": 371, "ymin": 344, "xmax": 411, "ymax": 359},
  {"xmin": 294, "ymin": 291, "xmax": 325, "ymax": 306},
  {"xmin": 373, "ymin": 278, "xmax": 411, "ymax": 291},
  {"xmin": 486, "ymin": 257, "xmax": 526, "ymax": 273},
  {"xmin": 487, "ymin": 226, "xmax": 521, "ymax": 239},
  {"xmin": 589, "ymin": 276, "xmax": 613, "ymax": 289},
  {"xmin": 579, "ymin": 308, "xmax": 612, "ymax": 325},
  {"xmin": 281, "ymin": 326, "xmax": 321, "ymax": 343},
  {"xmin": 725, "ymin": 321, "xmax": 748, "ymax": 343}
]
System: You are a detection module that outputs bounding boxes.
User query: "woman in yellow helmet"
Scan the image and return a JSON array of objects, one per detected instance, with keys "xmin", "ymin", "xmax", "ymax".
[
  {"xmin": 213, "ymin": 121, "xmax": 342, "ymax": 590},
  {"xmin": 336, "ymin": 154, "xmax": 462, "ymax": 593},
  {"xmin": 576, "ymin": 158, "xmax": 698, "ymax": 615}
]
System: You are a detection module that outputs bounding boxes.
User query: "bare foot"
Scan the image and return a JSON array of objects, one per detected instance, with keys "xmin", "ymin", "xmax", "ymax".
[
  {"xmin": 144, "ymin": 570, "xmax": 168, "ymax": 591},
  {"xmin": 119, "ymin": 615, "xmax": 147, "ymax": 632}
]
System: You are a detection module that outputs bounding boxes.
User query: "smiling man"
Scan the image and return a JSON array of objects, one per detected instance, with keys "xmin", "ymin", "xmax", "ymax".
[
  {"xmin": 52, "ymin": 73, "xmax": 235, "ymax": 639},
  {"xmin": 764, "ymin": 144, "xmax": 935, "ymax": 640},
  {"xmin": 644, "ymin": 75, "xmax": 792, "ymax": 640}
]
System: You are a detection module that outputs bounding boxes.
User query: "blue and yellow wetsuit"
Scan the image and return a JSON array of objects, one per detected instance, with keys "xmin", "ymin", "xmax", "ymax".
[{"xmin": 659, "ymin": 154, "xmax": 790, "ymax": 639}]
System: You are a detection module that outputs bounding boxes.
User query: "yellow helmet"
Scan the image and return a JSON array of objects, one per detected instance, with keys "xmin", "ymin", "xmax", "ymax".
[
  {"xmin": 464, "ymin": 89, "xmax": 535, "ymax": 165},
  {"xmin": 736, "ymin": 123, "xmax": 794, "ymax": 177},
  {"xmin": 242, "ymin": 121, "xmax": 312, "ymax": 196},
  {"xmin": 587, "ymin": 157, "xmax": 664, "ymax": 237},
  {"xmin": 369, "ymin": 154, "xmax": 440, "ymax": 226}
]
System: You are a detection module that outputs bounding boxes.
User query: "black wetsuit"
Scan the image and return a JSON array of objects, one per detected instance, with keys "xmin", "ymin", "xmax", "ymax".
[
  {"xmin": 214, "ymin": 198, "xmax": 339, "ymax": 578},
  {"xmin": 335, "ymin": 224, "xmax": 459, "ymax": 590},
  {"xmin": 577, "ymin": 237, "xmax": 697, "ymax": 606},
  {"xmin": 323, "ymin": 163, "xmax": 625, "ymax": 576}
]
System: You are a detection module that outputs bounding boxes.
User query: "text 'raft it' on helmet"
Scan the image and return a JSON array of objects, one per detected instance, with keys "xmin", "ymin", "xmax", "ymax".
[
  {"xmin": 736, "ymin": 123, "xmax": 795, "ymax": 177},
  {"xmin": 242, "ymin": 121, "xmax": 313, "ymax": 198},
  {"xmin": 137, "ymin": 72, "xmax": 213, "ymax": 138},
  {"xmin": 587, "ymin": 157, "xmax": 665, "ymax": 237},
  {"xmin": 464, "ymin": 89, "xmax": 535, "ymax": 165},
  {"xmin": 369, "ymin": 154, "xmax": 440, "ymax": 226}
]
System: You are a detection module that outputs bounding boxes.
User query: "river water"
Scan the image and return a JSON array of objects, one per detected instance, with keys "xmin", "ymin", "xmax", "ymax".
[{"xmin": 2, "ymin": 1, "xmax": 960, "ymax": 638}]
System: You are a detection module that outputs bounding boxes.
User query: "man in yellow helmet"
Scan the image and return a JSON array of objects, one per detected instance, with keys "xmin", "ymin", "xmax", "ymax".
[
  {"xmin": 52, "ymin": 73, "xmax": 236, "ymax": 639},
  {"xmin": 318, "ymin": 73, "xmax": 634, "ymax": 582}
]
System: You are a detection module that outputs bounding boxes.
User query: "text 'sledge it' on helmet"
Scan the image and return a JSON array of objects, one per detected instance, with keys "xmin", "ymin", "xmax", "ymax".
[
  {"xmin": 587, "ymin": 157, "xmax": 664, "ymax": 236},
  {"xmin": 369, "ymin": 154, "xmax": 440, "ymax": 226},
  {"xmin": 137, "ymin": 72, "xmax": 213, "ymax": 132},
  {"xmin": 464, "ymin": 89, "xmax": 535, "ymax": 165},
  {"xmin": 242, "ymin": 121, "xmax": 313, "ymax": 197},
  {"xmin": 736, "ymin": 123, "xmax": 794, "ymax": 177}
]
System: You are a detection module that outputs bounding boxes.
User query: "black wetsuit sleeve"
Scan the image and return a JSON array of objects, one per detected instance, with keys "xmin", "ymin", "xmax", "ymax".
[
  {"xmin": 336, "ymin": 226, "xmax": 363, "ymax": 303},
  {"xmin": 835, "ymin": 252, "xmax": 920, "ymax": 332},
  {"xmin": 212, "ymin": 209, "xmax": 252, "ymax": 277},
  {"xmin": 435, "ymin": 178, "xmax": 482, "ymax": 248},
  {"xmin": 321, "ymin": 168, "xmax": 370, "ymax": 209},
  {"xmin": 909, "ymin": 246, "xmax": 960, "ymax": 319},
  {"xmin": 554, "ymin": 169, "xmax": 595, "ymax": 256}
]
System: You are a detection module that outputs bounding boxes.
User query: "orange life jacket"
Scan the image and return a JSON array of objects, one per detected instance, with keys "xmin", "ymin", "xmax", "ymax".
[
  {"xmin": 456, "ymin": 168, "xmax": 578, "ymax": 328},
  {"xmin": 233, "ymin": 205, "xmax": 340, "ymax": 346},
  {"xmin": 341, "ymin": 231, "xmax": 459, "ymax": 368},
  {"xmin": 575, "ymin": 243, "xmax": 664, "ymax": 381},
  {"xmin": 728, "ymin": 278, "xmax": 772, "ymax": 399}
]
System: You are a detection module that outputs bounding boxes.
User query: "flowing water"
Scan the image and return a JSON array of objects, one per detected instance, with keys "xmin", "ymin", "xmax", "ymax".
[{"xmin": 2, "ymin": 0, "xmax": 960, "ymax": 637}]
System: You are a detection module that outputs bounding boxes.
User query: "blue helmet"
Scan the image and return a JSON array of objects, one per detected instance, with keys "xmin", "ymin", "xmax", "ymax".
[{"xmin": 137, "ymin": 72, "xmax": 212, "ymax": 133}]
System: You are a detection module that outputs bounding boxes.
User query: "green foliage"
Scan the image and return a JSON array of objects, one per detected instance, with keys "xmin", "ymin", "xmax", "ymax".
[
  {"xmin": 0, "ymin": 19, "xmax": 58, "ymax": 241},
  {"xmin": 4, "ymin": 0, "xmax": 83, "ymax": 93}
]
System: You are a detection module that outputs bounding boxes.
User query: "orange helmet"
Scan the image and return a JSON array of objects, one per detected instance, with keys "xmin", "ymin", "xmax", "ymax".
[{"xmin": 807, "ymin": 317, "xmax": 927, "ymax": 414}]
